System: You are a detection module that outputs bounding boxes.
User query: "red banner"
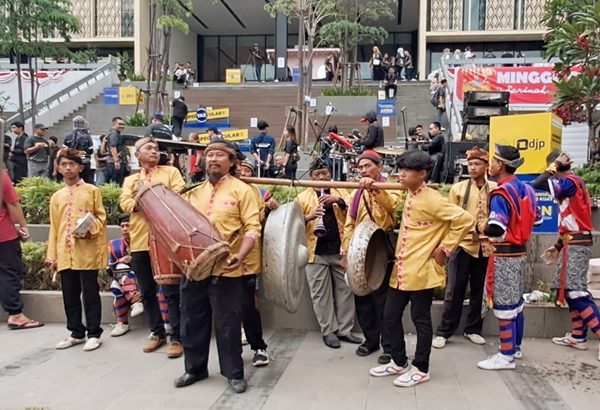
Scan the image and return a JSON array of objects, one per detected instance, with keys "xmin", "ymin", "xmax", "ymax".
[{"xmin": 455, "ymin": 66, "xmax": 556, "ymax": 105}]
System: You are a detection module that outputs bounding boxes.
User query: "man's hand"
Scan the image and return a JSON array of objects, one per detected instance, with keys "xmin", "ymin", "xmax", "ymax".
[
  {"xmin": 542, "ymin": 246, "xmax": 559, "ymax": 265},
  {"xmin": 74, "ymin": 231, "xmax": 93, "ymax": 240},
  {"xmin": 114, "ymin": 161, "xmax": 121, "ymax": 171},
  {"xmin": 224, "ymin": 253, "xmax": 243, "ymax": 271},
  {"xmin": 340, "ymin": 253, "xmax": 348, "ymax": 270},
  {"xmin": 18, "ymin": 226, "xmax": 30, "ymax": 242},
  {"xmin": 358, "ymin": 177, "xmax": 376, "ymax": 190},
  {"xmin": 319, "ymin": 194, "xmax": 340, "ymax": 206},
  {"xmin": 555, "ymin": 153, "xmax": 571, "ymax": 167},
  {"xmin": 119, "ymin": 255, "xmax": 132, "ymax": 264},
  {"xmin": 307, "ymin": 205, "xmax": 325, "ymax": 222},
  {"xmin": 45, "ymin": 258, "xmax": 57, "ymax": 272},
  {"xmin": 266, "ymin": 198, "xmax": 279, "ymax": 210},
  {"xmin": 431, "ymin": 247, "xmax": 448, "ymax": 266}
]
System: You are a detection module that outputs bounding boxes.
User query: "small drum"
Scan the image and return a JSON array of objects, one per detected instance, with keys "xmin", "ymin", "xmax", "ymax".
[
  {"xmin": 346, "ymin": 220, "xmax": 389, "ymax": 296},
  {"xmin": 136, "ymin": 183, "xmax": 230, "ymax": 282},
  {"xmin": 149, "ymin": 233, "xmax": 183, "ymax": 285}
]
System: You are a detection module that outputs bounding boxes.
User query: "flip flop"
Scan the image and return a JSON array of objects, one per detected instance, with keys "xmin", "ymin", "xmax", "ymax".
[{"xmin": 7, "ymin": 319, "xmax": 45, "ymax": 330}]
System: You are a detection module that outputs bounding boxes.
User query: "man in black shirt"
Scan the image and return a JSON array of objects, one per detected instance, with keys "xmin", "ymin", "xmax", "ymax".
[
  {"xmin": 297, "ymin": 159, "xmax": 361, "ymax": 349},
  {"xmin": 171, "ymin": 96, "xmax": 188, "ymax": 138},
  {"xmin": 145, "ymin": 113, "xmax": 173, "ymax": 140},
  {"xmin": 361, "ymin": 111, "xmax": 384, "ymax": 150},
  {"xmin": 105, "ymin": 116, "xmax": 129, "ymax": 186},
  {"xmin": 23, "ymin": 124, "xmax": 50, "ymax": 178},
  {"xmin": 9, "ymin": 121, "xmax": 29, "ymax": 183},
  {"xmin": 63, "ymin": 116, "xmax": 94, "ymax": 184},
  {"xmin": 422, "ymin": 122, "xmax": 445, "ymax": 183}
]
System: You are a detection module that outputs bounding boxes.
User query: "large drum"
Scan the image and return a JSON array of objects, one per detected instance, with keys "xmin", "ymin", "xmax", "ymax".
[
  {"xmin": 262, "ymin": 202, "xmax": 309, "ymax": 313},
  {"xmin": 149, "ymin": 232, "xmax": 183, "ymax": 285},
  {"xmin": 136, "ymin": 183, "xmax": 230, "ymax": 282},
  {"xmin": 346, "ymin": 220, "xmax": 389, "ymax": 296}
]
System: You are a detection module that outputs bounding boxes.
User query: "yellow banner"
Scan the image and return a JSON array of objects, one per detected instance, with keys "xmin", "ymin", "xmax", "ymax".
[
  {"xmin": 186, "ymin": 108, "xmax": 230, "ymax": 122},
  {"xmin": 119, "ymin": 86, "xmax": 143, "ymax": 105},
  {"xmin": 197, "ymin": 129, "xmax": 248, "ymax": 144}
]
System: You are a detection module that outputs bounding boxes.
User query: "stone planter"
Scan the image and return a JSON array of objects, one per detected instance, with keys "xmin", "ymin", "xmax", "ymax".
[{"xmin": 315, "ymin": 96, "xmax": 377, "ymax": 118}]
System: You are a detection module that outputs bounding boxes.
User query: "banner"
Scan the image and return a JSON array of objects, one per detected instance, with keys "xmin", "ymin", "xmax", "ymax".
[
  {"xmin": 455, "ymin": 66, "xmax": 557, "ymax": 105},
  {"xmin": 197, "ymin": 128, "xmax": 248, "ymax": 144},
  {"xmin": 186, "ymin": 108, "xmax": 230, "ymax": 123}
]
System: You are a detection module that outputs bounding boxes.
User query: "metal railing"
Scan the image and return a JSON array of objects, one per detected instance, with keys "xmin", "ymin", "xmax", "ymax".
[{"xmin": 5, "ymin": 56, "xmax": 118, "ymax": 128}]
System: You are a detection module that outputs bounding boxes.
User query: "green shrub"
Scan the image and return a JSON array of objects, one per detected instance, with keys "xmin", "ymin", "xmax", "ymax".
[
  {"xmin": 16, "ymin": 177, "xmax": 62, "ymax": 224},
  {"xmin": 125, "ymin": 111, "xmax": 148, "ymax": 127},
  {"xmin": 574, "ymin": 163, "xmax": 600, "ymax": 200},
  {"xmin": 266, "ymin": 185, "xmax": 304, "ymax": 204},
  {"xmin": 321, "ymin": 87, "xmax": 375, "ymax": 97},
  {"xmin": 21, "ymin": 241, "xmax": 111, "ymax": 291},
  {"xmin": 99, "ymin": 183, "xmax": 123, "ymax": 225},
  {"xmin": 128, "ymin": 73, "xmax": 147, "ymax": 82}
]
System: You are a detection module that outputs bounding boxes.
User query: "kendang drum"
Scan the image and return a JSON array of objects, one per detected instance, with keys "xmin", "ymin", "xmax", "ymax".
[
  {"xmin": 136, "ymin": 183, "xmax": 230, "ymax": 281},
  {"xmin": 149, "ymin": 232, "xmax": 183, "ymax": 285},
  {"xmin": 346, "ymin": 220, "xmax": 389, "ymax": 296}
]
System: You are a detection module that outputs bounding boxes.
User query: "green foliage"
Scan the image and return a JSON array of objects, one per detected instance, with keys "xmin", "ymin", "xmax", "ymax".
[
  {"xmin": 574, "ymin": 162, "xmax": 600, "ymax": 199},
  {"xmin": 125, "ymin": 111, "xmax": 149, "ymax": 127},
  {"xmin": 98, "ymin": 183, "xmax": 123, "ymax": 225},
  {"xmin": 21, "ymin": 241, "xmax": 111, "ymax": 290},
  {"xmin": 118, "ymin": 51, "xmax": 134, "ymax": 81},
  {"xmin": 70, "ymin": 49, "xmax": 99, "ymax": 65},
  {"xmin": 321, "ymin": 87, "xmax": 375, "ymax": 96},
  {"xmin": 266, "ymin": 186, "xmax": 305, "ymax": 204},
  {"xmin": 128, "ymin": 73, "xmax": 147, "ymax": 82},
  {"xmin": 16, "ymin": 177, "xmax": 62, "ymax": 224}
]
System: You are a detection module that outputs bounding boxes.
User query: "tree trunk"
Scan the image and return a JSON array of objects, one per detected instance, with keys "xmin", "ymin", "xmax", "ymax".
[
  {"xmin": 158, "ymin": 28, "xmax": 172, "ymax": 114},
  {"xmin": 144, "ymin": 3, "xmax": 157, "ymax": 116},
  {"xmin": 297, "ymin": 13, "xmax": 306, "ymax": 149},
  {"xmin": 15, "ymin": 53, "xmax": 25, "ymax": 122},
  {"xmin": 28, "ymin": 57, "xmax": 36, "ymax": 126},
  {"xmin": 304, "ymin": 27, "xmax": 314, "ymax": 146}
]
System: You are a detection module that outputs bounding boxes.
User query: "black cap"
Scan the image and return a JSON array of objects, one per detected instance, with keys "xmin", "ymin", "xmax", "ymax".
[
  {"xmin": 309, "ymin": 157, "xmax": 331, "ymax": 172},
  {"xmin": 494, "ymin": 144, "xmax": 524, "ymax": 169}
]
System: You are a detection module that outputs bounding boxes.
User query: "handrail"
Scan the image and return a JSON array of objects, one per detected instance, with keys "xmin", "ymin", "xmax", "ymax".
[
  {"xmin": 0, "ymin": 63, "xmax": 107, "ymax": 71},
  {"xmin": 5, "ymin": 56, "xmax": 118, "ymax": 125}
]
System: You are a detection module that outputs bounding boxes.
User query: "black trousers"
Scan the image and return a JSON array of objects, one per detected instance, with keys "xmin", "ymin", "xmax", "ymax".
[
  {"xmin": 0, "ymin": 239, "xmax": 24, "ymax": 315},
  {"xmin": 11, "ymin": 159, "xmax": 28, "ymax": 184},
  {"xmin": 242, "ymin": 274, "xmax": 267, "ymax": 351},
  {"xmin": 131, "ymin": 251, "xmax": 166, "ymax": 338},
  {"xmin": 104, "ymin": 162, "xmax": 128, "ymax": 186},
  {"xmin": 172, "ymin": 116, "xmax": 184, "ymax": 138},
  {"xmin": 354, "ymin": 262, "xmax": 392, "ymax": 352},
  {"xmin": 60, "ymin": 269, "xmax": 103, "ymax": 339},
  {"xmin": 436, "ymin": 247, "xmax": 487, "ymax": 338},
  {"xmin": 180, "ymin": 276, "xmax": 244, "ymax": 380},
  {"xmin": 162, "ymin": 283, "xmax": 181, "ymax": 342},
  {"xmin": 385, "ymin": 287, "xmax": 434, "ymax": 373}
]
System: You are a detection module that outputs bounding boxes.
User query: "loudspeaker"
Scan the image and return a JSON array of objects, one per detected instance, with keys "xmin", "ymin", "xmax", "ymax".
[
  {"xmin": 464, "ymin": 91, "xmax": 510, "ymax": 106},
  {"xmin": 441, "ymin": 141, "xmax": 483, "ymax": 183}
]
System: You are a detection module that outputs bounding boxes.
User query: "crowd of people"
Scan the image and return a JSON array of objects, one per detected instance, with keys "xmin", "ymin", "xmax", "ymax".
[{"xmin": 2, "ymin": 129, "xmax": 599, "ymax": 396}]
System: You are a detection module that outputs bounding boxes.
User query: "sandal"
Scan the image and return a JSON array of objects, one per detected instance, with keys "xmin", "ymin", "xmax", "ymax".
[
  {"xmin": 8, "ymin": 319, "xmax": 44, "ymax": 330},
  {"xmin": 356, "ymin": 343, "xmax": 379, "ymax": 357}
]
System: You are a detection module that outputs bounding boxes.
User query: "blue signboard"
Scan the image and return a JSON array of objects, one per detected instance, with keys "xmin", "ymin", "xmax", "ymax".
[
  {"xmin": 517, "ymin": 174, "xmax": 558, "ymax": 234},
  {"xmin": 196, "ymin": 107, "xmax": 208, "ymax": 124},
  {"xmin": 186, "ymin": 120, "xmax": 231, "ymax": 129},
  {"xmin": 376, "ymin": 99, "xmax": 396, "ymax": 116},
  {"xmin": 103, "ymin": 87, "xmax": 119, "ymax": 105}
]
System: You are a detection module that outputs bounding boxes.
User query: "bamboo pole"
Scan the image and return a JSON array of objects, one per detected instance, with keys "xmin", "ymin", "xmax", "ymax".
[
  {"xmin": 0, "ymin": 119, "xmax": 5, "ymax": 206},
  {"xmin": 241, "ymin": 176, "xmax": 438, "ymax": 191}
]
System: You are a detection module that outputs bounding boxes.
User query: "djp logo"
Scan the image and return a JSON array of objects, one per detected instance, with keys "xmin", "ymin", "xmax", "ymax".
[{"xmin": 516, "ymin": 138, "xmax": 546, "ymax": 151}]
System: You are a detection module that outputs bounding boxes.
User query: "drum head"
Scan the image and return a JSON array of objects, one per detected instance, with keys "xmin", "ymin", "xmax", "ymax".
[
  {"xmin": 347, "ymin": 220, "xmax": 388, "ymax": 296},
  {"xmin": 262, "ymin": 202, "xmax": 309, "ymax": 313}
]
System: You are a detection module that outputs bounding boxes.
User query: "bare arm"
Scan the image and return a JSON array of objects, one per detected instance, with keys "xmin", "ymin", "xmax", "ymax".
[{"xmin": 6, "ymin": 201, "xmax": 27, "ymax": 227}]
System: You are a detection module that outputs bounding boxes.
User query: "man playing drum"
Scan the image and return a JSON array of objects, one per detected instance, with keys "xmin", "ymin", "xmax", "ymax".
[
  {"xmin": 369, "ymin": 150, "xmax": 473, "ymax": 387},
  {"xmin": 432, "ymin": 147, "xmax": 496, "ymax": 349},
  {"xmin": 298, "ymin": 158, "xmax": 361, "ymax": 349},
  {"xmin": 342, "ymin": 150, "xmax": 403, "ymax": 363},
  {"xmin": 176, "ymin": 141, "xmax": 261, "ymax": 393},
  {"xmin": 120, "ymin": 137, "xmax": 186, "ymax": 358}
]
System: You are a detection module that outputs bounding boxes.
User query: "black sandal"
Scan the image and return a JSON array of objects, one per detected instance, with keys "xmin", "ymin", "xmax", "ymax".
[{"xmin": 355, "ymin": 343, "xmax": 378, "ymax": 357}]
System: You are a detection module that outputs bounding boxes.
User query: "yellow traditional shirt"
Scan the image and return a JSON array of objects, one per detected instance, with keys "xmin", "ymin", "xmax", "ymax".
[
  {"xmin": 342, "ymin": 188, "xmax": 403, "ymax": 252},
  {"xmin": 119, "ymin": 166, "xmax": 186, "ymax": 252},
  {"xmin": 448, "ymin": 179, "xmax": 496, "ymax": 257},
  {"xmin": 182, "ymin": 174, "xmax": 262, "ymax": 278},
  {"xmin": 47, "ymin": 180, "xmax": 107, "ymax": 272},
  {"xmin": 297, "ymin": 187, "xmax": 348, "ymax": 263},
  {"xmin": 390, "ymin": 184, "xmax": 474, "ymax": 291},
  {"xmin": 243, "ymin": 184, "xmax": 265, "ymax": 275}
]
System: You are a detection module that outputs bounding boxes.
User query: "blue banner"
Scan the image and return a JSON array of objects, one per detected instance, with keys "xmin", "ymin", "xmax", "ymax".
[
  {"xmin": 103, "ymin": 87, "xmax": 119, "ymax": 105},
  {"xmin": 376, "ymin": 99, "xmax": 396, "ymax": 116},
  {"xmin": 185, "ymin": 120, "xmax": 231, "ymax": 129},
  {"xmin": 517, "ymin": 174, "xmax": 558, "ymax": 234}
]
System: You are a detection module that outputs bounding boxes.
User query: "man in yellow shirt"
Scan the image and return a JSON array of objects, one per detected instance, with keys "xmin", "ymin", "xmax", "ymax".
[
  {"xmin": 298, "ymin": 158, "xmax": 361, "ymax": 349},
  {"xmin": 343, "ymin": 150, "xmax": 402, "ymax": 363},
  {"xmin": 433, "ymin": 147, "xmax": 496, "ymax": 349},
  {"xmin": 369, "ymin": 150, "xmax": 472, "ymax": 387},
  {"xmin": 176, "ymin": 141, "xmax": 261, "ymax": 394},
  {"xmin": 119, "ymin": 137, "xmax": 186, "ymax": 357},
  {"xmin": 46, "ymin": 149, "xmax": 107, "ymax": 352}
]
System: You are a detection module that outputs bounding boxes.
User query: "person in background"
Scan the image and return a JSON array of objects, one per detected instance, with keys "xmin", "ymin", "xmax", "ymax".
[
  {"xmin": 369, "ymin": 46, "xmax": 384, "ymax": 86},
  {"xmin": 250, "ymin": 120, "xmax": 276, "ymax": 177},
  {"xmin": 422, "ymin": 122, "xmax": 445, "ymax": 184},
  {"xmin": 63, "ymin": 116, "xmax": 94, "ymax": 184},
  {"xmin": 207, "ymin": 127, "xmax": 224, "ymax": 142},
  {"xmin": 403, "ymin": 50, "xmax": 415, "ymax": 81},
  {"xmin": 105, "ymin": 117, "xmax": 129, "ymax": 186},
  {"xmin": 145, "ymin": 113, "xmax": 173, "ymax": 140},
  {"xmin": 282, "ymin": 126, "xmax": 299, "ymax": 180},
  {"xmin": 171, "ymin": 96, "xmax": 188, "ymax": 138},
  {"xmin": 9, "ymin": 121, "xmax": 29, "ymax": 183},
  {"xmin": 395, "ymin": 48, "xmax": 405, "ymax": 80},
  {"xmin": 95, "ymin": 135, "xmax": 108, "ymax": 186},
  {"xmin": 360, "ymin": 111, "xmax": 384, "ymax": 150},
  {"xmin": 250, "ymin": 43, "xmax": 266, "ymax": 82},
  {"xmin": 23, "ymin": 123, "xmax": 50, "ymax": 178},
  {"xmin": 384, "ymin": 67, "xmax": 398, "ymax": 99},
  {"xmin": 48, "ymin": 136, "xmax": 61, "ymax": 182},
  {"xmin": 3, "ymin": 134, "xmax": 13, "ymax": 180},
  {"xmin": 273, "ymin": 155, "xmax": 285, "ymax": 178}
]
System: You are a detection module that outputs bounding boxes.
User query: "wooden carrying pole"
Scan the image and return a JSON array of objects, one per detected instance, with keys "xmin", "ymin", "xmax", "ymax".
[{"xmin": 241, "ymin": 176, "xmax": 437, "ymax": 191}]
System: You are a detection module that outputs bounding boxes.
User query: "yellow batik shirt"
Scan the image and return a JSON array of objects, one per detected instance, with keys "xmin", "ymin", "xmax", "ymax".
[
  {"xmin": 297, "ymin": 187, "xmax": 348, "ymax": 263},
  {"xmin": 390, "ymin": 184, "xmax": 474, "ymax": 291},
  {"xmin": 181, "ymin": 174, "xmax": 262, "ymax": 278},
  {"xmin": 243, "ymin": 184, "xmax": 266, "ymax": 275},
  {"xmin": 120, "ymin": 166, "xmax": 186, "ymax": 252},
  {"xmin": 342, "ymin": 188, "xmax": 403, "ymax": 252},
  {"xmin": 448, "ymin": 179, "xmax": 496, "ymax": 257},
  {"xmin": 47, "ymin": 181, "xmax": 107, "ymax": 272}
]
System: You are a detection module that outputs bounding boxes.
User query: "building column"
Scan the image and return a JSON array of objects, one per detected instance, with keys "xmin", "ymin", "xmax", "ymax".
[
  {"xmin": 275, "ymin": 12, "xmax": 288, "ymax": 81},
  {"xmin": 134, "ymin": 0, "xmax": 150, "ymax": 74},
  {"xmin": 418, "ymin": 0, "xmax": 428, "ymax": 80}
]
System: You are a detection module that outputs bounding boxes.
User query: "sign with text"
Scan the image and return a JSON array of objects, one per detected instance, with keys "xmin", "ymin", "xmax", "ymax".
[
  {"xmin": 197, "ymin": 128, "xmax": 248, "ymax": 144},
  {"xmin": 104, "ymin": 87, "xmax": 119, "ymax": 105},
  {"xmin": 186, "ymin": 108, "xmax": 230, "ymax": 123},
  {"xmin": 376, "ymin": 100, "xmax": 396, "ymax": 116},
  {"xmin": 517, "ymin": 174, "xmax": 558, "ymax": 234}
]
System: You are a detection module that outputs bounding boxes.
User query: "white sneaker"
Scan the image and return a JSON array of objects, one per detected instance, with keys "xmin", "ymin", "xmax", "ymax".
[
  {"xmin": 551, "ymin": 333, "xmax": 588, "ymax": 350},
  {"xmin": 514, "ymin": 347, "xmax": 523, "ymax": 360},
  {"xmin": 393, "ymin": 366, "xmax": 430, "ymax": 387},
  {"xmin": 130, "ymin": 302, "xmax": 144, "ymax": 317},
  {"xmin": 369, "ymin": 359, "xmax": 409, "ymax": 377},
  {"xmin": 432, "ymin": 336, "xmax": 447, "ymax": 349},
  {"xmin": 464, "ymin": 333, "xmax": 486, "ymax": 345},
  {"xmin": 164, "ymin": 323, "xmax": 173, "ymax": 336},
  {"xmin": 83, "ymin": 337, "xmax": 102, "ymax": 351},
  {"xmin": 241, "ymin": 328, "xmax": 248, "ymax": 346},
  {"xmin": 477, "ymin": 353, "xmax": 516, "ymax": 370},
  {"xmin": 56, "ymin": 337, "xmax": 86, "ymax": 350},
  {"xmin": 110, "ymin": 323, "xmax": 130, "ymax": 337}
]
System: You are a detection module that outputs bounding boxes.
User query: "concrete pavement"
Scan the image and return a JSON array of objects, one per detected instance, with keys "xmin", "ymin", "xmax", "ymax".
[{"xmin": 1, "ymin": 324, "xmax": 599, "ymax": 410}]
